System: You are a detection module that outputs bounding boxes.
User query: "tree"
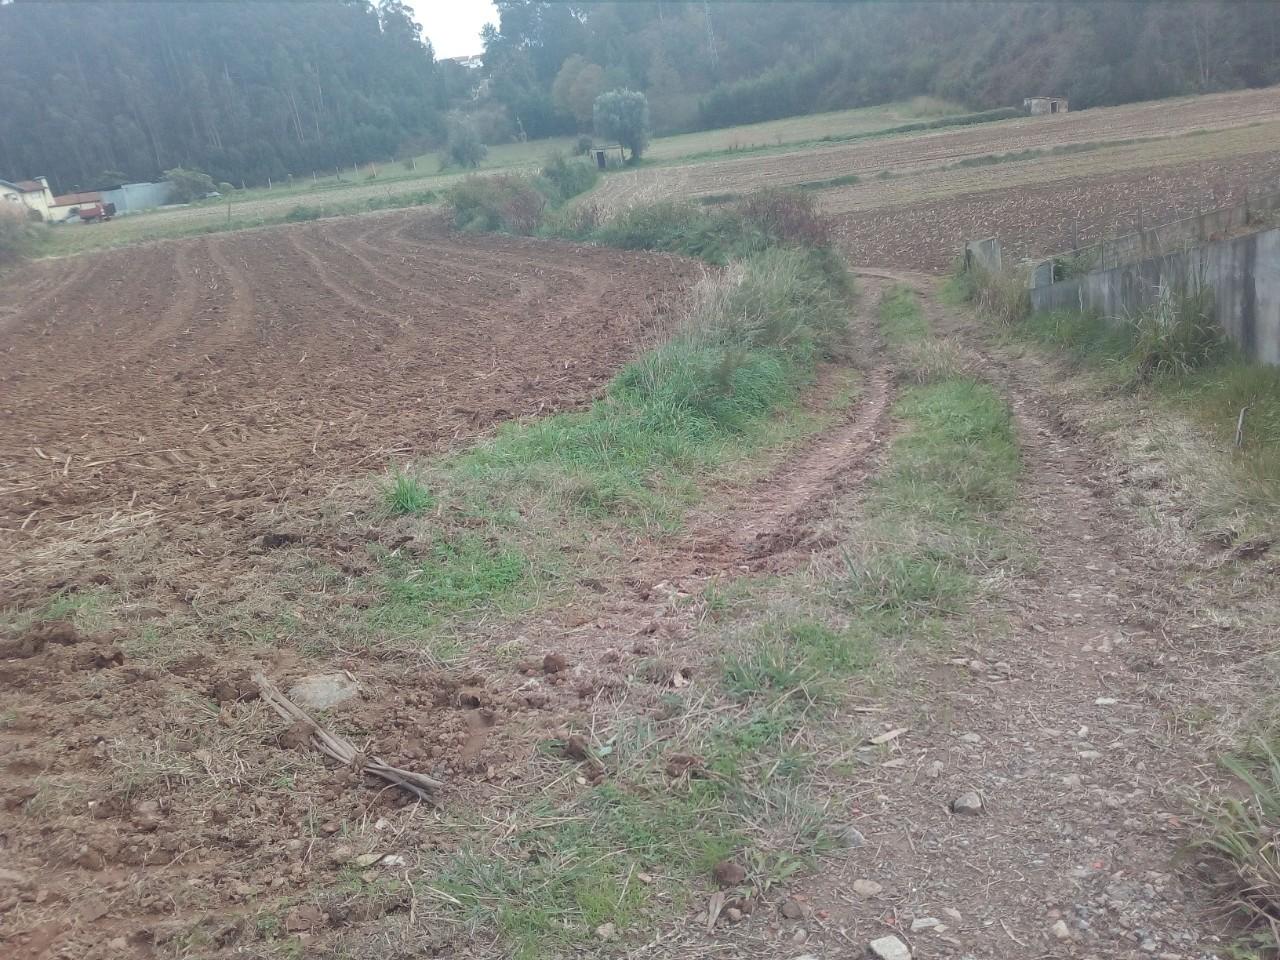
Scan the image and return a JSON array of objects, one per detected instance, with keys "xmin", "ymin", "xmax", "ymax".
[
  {"xmin": 164, "ymin": 167, "xmax": 217, "ymax": 202},
  {"xmin": 443, "ymin": 117, "xmax": 487, "ymax": 169},
  {"xmin": 593, "ymin": 89, "xmax": 650, "ymax": 161},
  {"xmin": 552, "ymin": 54, "xmax": 607, "ymax": 129}
]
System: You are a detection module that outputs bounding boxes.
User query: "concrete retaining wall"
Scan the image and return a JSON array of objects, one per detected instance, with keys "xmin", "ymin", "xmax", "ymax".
[
  {"xmin": 1046, "ymin": 189, "xmax": 1280, "ymax": 276},
  {"xmin": 964, "ymin": 237, "xmax": 1002, "ymax": 275},
  {"xmin": 1029, "ymin": 226, "xmax": 1280, "ymax": 365}
]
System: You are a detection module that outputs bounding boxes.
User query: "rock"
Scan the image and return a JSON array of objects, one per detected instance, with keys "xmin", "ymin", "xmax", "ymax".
[
  {"xmin": 943, "ymin": 907, "xmax": 963, "ymax": 922},
  {"xmin": 713, "ymin": 860, "xmax": 747, "ymax": 887},
  {"xmin": 543, "ymin": 652, "xmax": 568, "ymax": 674},
  {"xmin": 852, "ymin": 878, "xmax": 883, "ymax": 897},
  {"xmin": 1062, "ymin": 773, "xmax": 1083, "ymax": 788},
  {"xmin": 951, "ymin": 791, "xmax": 984, "ymax": 816},
  {"xmin": 595, "ymin": 922, "xmax": 616, "ymax": 941},
  {"xmin": 780, "ymin": 898, "xmax": 808, "ymax": 920},
  {"xmin": 958, "ymin": 733, "xmax": 982, "ymax": 744},
  {"xmin": 869, "ymin": 934, "xmax": 912, "ymax": 960},
  {"xmin": 925, "ymin": 759, "xmax": 944, "ymax": 779},
  {"xmin": 910, "ymin": 917, "xmax": 940, "ymax": 932},
  {"xmin": 1051, "ymin": 919, "xmax": 1072, "ymax": 941},
  {"xmin": 830, "ymin": 824, "xmax": 867, "ymax": 848},
  {"xmin": 287, "ymin": 674, "xmax": 358, "ymax": 711}
]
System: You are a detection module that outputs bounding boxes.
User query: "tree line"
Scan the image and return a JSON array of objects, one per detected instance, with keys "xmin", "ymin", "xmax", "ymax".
[
  {"xmin": 3, "ymin": 1, "xmax": 1277, "ymax": 192},
  {"xmin": 0, "ymin": 0, "xmax": 465, "ymax": 193},
  {"xmin": 479, "ymin": 1, "xmax": 1280, "ymax": 138}
]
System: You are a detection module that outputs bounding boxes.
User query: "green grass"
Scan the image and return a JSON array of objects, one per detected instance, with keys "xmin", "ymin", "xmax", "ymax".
[
  {"xmin": 1020, "ymin": 306, "xmax": 1280, "ymax": 506},
  {"xmin": 366, "ymin": 221, "xmax": 853, "ymax": 627},
  {"xmin": 878, "ymin": 284, "xmax": 930, "ymax": 346},
  {"xmin": 831, "ymin": 288, "xmax": 1021, "ymax": 634},
  {"xmin": 381, "ymin": 471, "xmax": 434, "ymax": 515},
  {"xmin": 722, "ymin": 616, "xmax": 875, "ymax": 707}
]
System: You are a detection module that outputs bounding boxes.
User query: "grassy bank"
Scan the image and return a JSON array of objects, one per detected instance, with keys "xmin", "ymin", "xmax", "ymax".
[
  {"xmin": 410, "ymin": 286, "xmax": 1023, "ymax": 959},
  {"xmin": 377, "ymin": 192, "xmax": 854, "ymax": 636},
  {"xmin": 956, "ymin": 263, "xmax": 1280, "ymax": 529}
]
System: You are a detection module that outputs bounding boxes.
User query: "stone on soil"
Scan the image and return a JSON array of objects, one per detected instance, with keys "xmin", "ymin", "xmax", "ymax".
[
  {"xmin": 852, "ymin": 878, "xmax": 883, "ymax": 897},
  {"xmin": 287, "ymin": 673, "xmax": 358, "ymax": 711},
  {"xmin": 951, "ymin": 791, "xmax": 984, "ymax": 815},
  {"xmin": 869, "ymin": 934, "xmax": 912, "ymax": 960}
]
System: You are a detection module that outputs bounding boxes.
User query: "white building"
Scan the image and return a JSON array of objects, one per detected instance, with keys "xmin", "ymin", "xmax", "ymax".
[{"xmin": 0, "ymin": 176, "xmax": 55, "ymax": 220}]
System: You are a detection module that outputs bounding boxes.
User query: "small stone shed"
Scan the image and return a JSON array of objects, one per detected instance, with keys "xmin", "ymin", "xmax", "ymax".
[{"xmin": 1023, "ymin": 96, "xmax": 1068, "ymax": 115}]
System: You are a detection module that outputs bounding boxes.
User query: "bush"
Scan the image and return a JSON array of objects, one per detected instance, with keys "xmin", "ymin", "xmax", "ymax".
[
  {"xmin": 443, "ymin": 117, "xmax": 487, "ymax": 170},
  {"xmin": 735, "ymin": 189, "xmax": 832, "ymax": 248},
  {"xmin": 217, "ymin": 181, "xmax": 235, "ymax": 195},
  {"xmin": 448, "ymin": 175, "xmax": 546, "ymax": 235},
  {"xmin": 541, "ymin": 201, "xmax": 603, "ymax": 241},
  {"xmin": 585, "ymin": 189, "xmax": 841, "ymax": 265},
  {"xmin": 164, "ymin": 166, "xmax": 217, "ymax": 202},
  {"xmin": 593, "ymin": 89, "xmax": 651, "ymax": 161},
  {"xmin": 285, "ymin": 205, "xmax": 322, "ymax": 222},
  {"xmin": 1130, "ymin": 283, "xmax": 1223, "ymax": 381},
  {"xmin": 575, "ymin": 134, "xmax": 594, "ymax": 156},
  {"xmin": 536, "ymin": 153, "xmax": 598, "ymax": 205},
  {"xmin": 0, "ymin": 208, "xmax": 46, "ymax": 265}
]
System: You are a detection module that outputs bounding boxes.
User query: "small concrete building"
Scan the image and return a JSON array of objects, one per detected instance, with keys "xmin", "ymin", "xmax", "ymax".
[
  {"xmin": 1023, "ymin": 96, "xmax": 1068, "ymax": 115},
  {"xmin": 0, "ymin": 176, "xmax": 55, "ymax": 220}
]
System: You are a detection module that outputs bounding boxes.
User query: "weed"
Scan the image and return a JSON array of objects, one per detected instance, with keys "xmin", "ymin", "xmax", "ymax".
[
  {"xmin": 381, "ymin": 470, "xmax": 434, "ymax": 515},
  {"xmin": 1196, "ymin": 738, "xmax": 1280, "ymax": 945},
  {"xmin": 284, "ymin": 205, "xmax": 322, "ymax": 222},
  {"xmin": 381, "ymin": 534, "xmax": 529, "ymax": 618},
  {"xmin": 1130, "ymin": 282, "xmax": 1223, "ymax": 381},
  {"xmin": 448, "ymin": 175, "xmax": 547, "ymax": 235},
  {"xmin": 722, "ymin": 617, "xmax": 874, "ymax": 707}
]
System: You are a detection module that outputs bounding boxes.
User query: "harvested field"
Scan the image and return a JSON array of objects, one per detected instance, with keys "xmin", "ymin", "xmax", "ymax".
[
  {"xmin": 833, "ymin": 149, "xmax": 1280, "ymax": 271},
  {"xmin": 589, "ymin": 85, "xmax": 1280, "ymax": 212},
  {"xmin": 0, "ymin": 210, "xmax": 700, "ymax": 594}
]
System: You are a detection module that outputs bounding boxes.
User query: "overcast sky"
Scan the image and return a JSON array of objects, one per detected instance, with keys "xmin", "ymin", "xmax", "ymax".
[{"xmin": 412, "ymin": 0, "xmax": 497, "ymax": 59}]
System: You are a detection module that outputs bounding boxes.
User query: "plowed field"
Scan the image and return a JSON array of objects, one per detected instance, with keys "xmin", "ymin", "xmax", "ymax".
[{"xmin": 0, "ymin": 211, "xmax": 699, "ymax": 591}]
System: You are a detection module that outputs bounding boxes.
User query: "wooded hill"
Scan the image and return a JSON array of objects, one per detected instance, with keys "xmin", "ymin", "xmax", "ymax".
[
  {"xmin": 0, "ymin": 0, "xmax": 458, "ymax": 192},
  {"xmin": 3, "ymin": 1, "xmax": 1277, "ymax": 192},
  {"xmin": 482, "ymin": 0, "xmax": 1280, "ymax": 138}
]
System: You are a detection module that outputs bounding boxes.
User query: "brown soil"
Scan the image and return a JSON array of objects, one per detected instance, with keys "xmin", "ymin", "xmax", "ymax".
[
  {"xmin": 0, "ymin": 210, "xmax": 699, "ymax": 598},
  {"xmin": 590, "ymin": 85, "xmax": 1280, "ymax": 212},
  {"xmin": 833, "ymin": 149, "xmax": 1280, "ymax": 272}
]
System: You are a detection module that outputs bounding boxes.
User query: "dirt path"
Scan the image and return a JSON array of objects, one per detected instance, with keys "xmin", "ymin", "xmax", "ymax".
[{"xmin": 751, "ymin": 273, "xmax": 1234, "ymax": 959}]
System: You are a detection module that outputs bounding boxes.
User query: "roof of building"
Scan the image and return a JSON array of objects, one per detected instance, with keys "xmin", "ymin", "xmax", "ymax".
[
  {"xmin": 14, "ymin": 179, "xmax": 46, "ymax": 192},
  {"xmin": 52, "ymin": 191, "xmax": 102, "ymax": 206}
]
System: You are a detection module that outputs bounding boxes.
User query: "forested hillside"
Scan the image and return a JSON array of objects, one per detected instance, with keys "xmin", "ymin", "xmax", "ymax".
[
  {"xmin": 3, "ymin": 0, "xmax": 1278, "ymax": 192},
  {"xmin": 481, "ymin": 0, "xmax": 1280, "ymax": 138},
  {"xmin": 0, "ymin": 0, "xmax": 458, "ymax": 192}
]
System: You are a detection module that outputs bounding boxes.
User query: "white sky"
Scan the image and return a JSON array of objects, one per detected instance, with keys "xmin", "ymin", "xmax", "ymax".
[{"xmin": 411, "ymin": 0, "xmax": 498, "ymax": 59}]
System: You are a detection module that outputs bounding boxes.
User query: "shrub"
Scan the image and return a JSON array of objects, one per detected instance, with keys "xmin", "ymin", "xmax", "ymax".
[
  {"xmin": 443, "ymin": 117, "xmax": 487, "ymax": 170},
  {"xmin": 585, "ymin": 189, "xmax": 840, "ymax": 265},
  {"xmin": 285, "ymin": 205, "xmax": 322, "ymax": 222},
  {"xmin": 575, "ymin": 134, "xmax": 594, "ymax": 156},
  {"xmin": 1129, "ymin": 283, "xmax": 1223, "ymax": 381},
  {"xmin": 735, "ymin": 189, "xmax": 832, "ymax": 248},
  {"xmin": 164, "ymin": 167, "xmax": 217, "ymax": 202},
  {"xmin": 217, "ymin": 181, "xmax": 235, "ymax": 195},
  {"xmin": 448, "ymin": 175, "xmax": 546, "ymax": 235},
  {"xmin": 541, "ymin": 201, "xmax": 603, "ymax": 241},
  {"xmin": 593, "ymin": 89, "xmax": 651, "ymax": 161},
  {"xmin": 537, "ymin": 153, "xmax": 599, "ymax": 205},
  {"xmin": 0, "ymin": 208, "xmax": 46, "ymax": 265}
]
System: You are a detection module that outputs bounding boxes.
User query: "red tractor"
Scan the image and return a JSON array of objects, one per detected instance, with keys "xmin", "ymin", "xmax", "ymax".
[{"xmin": 77, "ymin": 201, "xmax": 116, "ymax": 223}]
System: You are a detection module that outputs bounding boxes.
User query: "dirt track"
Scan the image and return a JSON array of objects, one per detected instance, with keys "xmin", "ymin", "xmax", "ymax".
[{"xmin": 0, "ymin": 211, "xmax": 700, "ymax": 590}]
